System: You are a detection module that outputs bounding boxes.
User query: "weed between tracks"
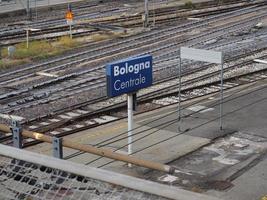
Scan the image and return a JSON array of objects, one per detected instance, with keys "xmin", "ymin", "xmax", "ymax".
[{"xmin": 0, "ymin": 36, "xmax": 80, "ymax": 68}]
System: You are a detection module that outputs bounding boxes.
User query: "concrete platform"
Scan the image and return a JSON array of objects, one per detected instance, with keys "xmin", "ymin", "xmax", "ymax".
[
  {"xmin": 26, "ymin": 79, "xmax": 267, "ymax": 199},
  {"xmin": 27, "ymin": 78, "xmax": 267, "ymax": 168}
]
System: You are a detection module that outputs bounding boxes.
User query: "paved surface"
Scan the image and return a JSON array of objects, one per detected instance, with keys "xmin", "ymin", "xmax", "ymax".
[
  {"xmin": 27, "ymin": 79, "xmax": 267, "ymax": 199},
  {"xmin": 207, "ymin": 155, "xmax": 267, "ymax": 200}
]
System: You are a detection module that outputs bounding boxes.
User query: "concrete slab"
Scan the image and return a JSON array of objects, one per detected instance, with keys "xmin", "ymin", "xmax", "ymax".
[
  {"xmin": 132, "ymin": 129, "xmax": 210, "ymax": 165},
  {"xmin": 25, "ymin": 80, "xmax": 267, "ymax": 200},
  {"xmin": 207, "ymin": 155, "xmax": 267, "ymax": 200}
]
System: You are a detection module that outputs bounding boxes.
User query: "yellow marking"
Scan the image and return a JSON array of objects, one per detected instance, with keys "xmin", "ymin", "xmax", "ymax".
[
  {"xmin": 71, "ymin": 122, "xmax": 128, "ymax": 143},
  {"xmin": 33, "ymin": 133, "xmax": 42, "ymax": 140},
  {"xmin": 137, "ymin": 110, "xmax": 175, "ymax": 123},
  {"xmin": 261, "ymin": 195, "xmax": 267, "ymax": 200}
]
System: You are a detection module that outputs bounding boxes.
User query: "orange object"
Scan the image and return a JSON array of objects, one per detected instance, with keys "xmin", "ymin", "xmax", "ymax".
[{"xmin": 65, "ymin": 11, "xmax": 73, "ymax": 20}]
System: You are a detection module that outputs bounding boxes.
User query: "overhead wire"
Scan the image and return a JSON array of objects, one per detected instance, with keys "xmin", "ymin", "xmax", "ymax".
[
  {"xmin": 64, "ymin": 58, "xmax": 266, "ymax": 160},
  {"xmin": 97, "ymin": 93, "xmax": 267, "ymax": 168},
  {"xmin": 93, "ymin": 83, "xmax": 267, "ymax": 148},
  {"xmin": 92, "ymin": 77, "xmax": 267, "ymax": 147},
  {"xmin": 85, "ymin": 83, "xmax": 267, "ymax": 166},
  {"xmin": 64, "ymin": 78, "xmax": 266, "ymax": 160}
]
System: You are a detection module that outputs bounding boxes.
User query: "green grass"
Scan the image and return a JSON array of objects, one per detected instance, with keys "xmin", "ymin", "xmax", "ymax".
[
  {"xmin": 0, "ymin": 58, "xmax": 29, "ymax": 69},
  {"xmin": 58, "ymin": 36, "xmax": 79, "ymax": 49},
  {"xmin": 183, "ymin": 0, "xmax": 196, "ymax": 9},
  {"xmin": 0, "ymin": 36, "xmax": 80, "ymax": 69},
  {"xmin": 13, "ymin": 40, "xmax": 56, "ymax": 59}
]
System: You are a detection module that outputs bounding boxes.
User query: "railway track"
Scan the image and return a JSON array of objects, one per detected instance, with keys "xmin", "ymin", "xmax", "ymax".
[
  {"xmin": 0, "ymin": 0, "xmax": 267, "ymax": 149},
  {"xmin": 1, "ymin": 64, "xmax": 266, "ymax": 147},
  {"xmin": 0, "ymin": 1, "xmax": 264, "ymax": 45},
  {"xmin": 0, "ymin": 13, "xmax": 266, "ymax": 117},
  {"xmin": 0, "ymin": 3, "xmax": 265, "ymax": 87},
  {"xmin": 0, "ymin": 1, "xmax": 129, "ymax": 45},
  {"xmin": 1, "ymin": 33, "xmax": 267, "ymax": 115}
]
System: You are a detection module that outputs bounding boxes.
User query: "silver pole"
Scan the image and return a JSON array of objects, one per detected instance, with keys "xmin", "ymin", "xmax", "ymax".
[
  {"xmin": 70, "ymin": 24, "xmax": 72, "ymax": 39},
  {"xmin": 26, "ymin": 29, "xmax": 29, "ymax": 49},
  {"xmin": 26, "ymin": 0, "xmax": 30, "ymax": 19},
  {"xmin": 144, "ymin": 0, "xmax": 149, "ymax": 27},
  {"xmin": 220, "ymin": 61, "xmax": 224, "ymax": 130},
  {"xmin": 153, "ymin": 0, "xmax": 155, "ymax": 26},
  {"xmin": 35, "ymin": 0, "xmax": 37, "ymax": 20},
  {"xmin": 178, "ymin": 57, "xmax": 182, "ymax": 132},
  {"xmin": 178, "ymin": 57, "xmax": 182, "ymax": 122},
  {"xmin": 127, "ymin": 93, "xmax": 133, "ymax": 167}
]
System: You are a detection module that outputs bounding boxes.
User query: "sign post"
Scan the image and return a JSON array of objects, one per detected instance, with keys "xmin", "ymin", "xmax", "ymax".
[
  {"xmin": 180, "ymin": 47, "xmax": 223, "ymax": 130},
  {"xmin": 127, "ymin": 93, "xmax": 133, "ymax": 167},
  {"xmin": 144, "ymin": 0, "xmax": 149, "ymax": 27},
  {"xmin": 26, "ymin": 29, "xmax": 29, "ymax": 48},
  {"xmin": 24, "ymin": 28, "xmax": 40, "ymax": 49},
  {"xmin": 65, "ymin": 4, "xmax": 74, "ymax": 39},
  {"xmin": 106, "ymin": 55, "xmax": 153, "ymax": 167}
]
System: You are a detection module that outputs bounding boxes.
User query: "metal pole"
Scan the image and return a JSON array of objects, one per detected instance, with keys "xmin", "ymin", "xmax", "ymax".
[
  {"xmin": 52, "ymin": 137, "xmax": 63, "ymax": 159},
  {"xmin": 178, "ymin": 57, "xmax": 182, "ymax": 122},
  {"xmin": 144, "ymin": 0, "xmax": 149, "ymax": 27},
  {"xmin": 26, "ymin": 0, "xmax": 30, "ymax": 19},
  {"xmin": 127, "ymin": 93, "xmax": 133, "ymax": 167},
  {"xmin": 11, "ymin": 120, "xmax": 23, "ymax": 149},
  {"xmin": 35, "ymin": 0, "xmax": 37, "ymax": 20},
  {"xmin": 220, "ymin": 61, "xmax": 224, "ymax": 130},
  {"xmin": 0, "ymin": 44, "xmax": 2, "ymax": 60},
  {"xmin": 153, "ymin": 0, "xmax": 155, "ymax": 26},
  {"xmin": 70, "ymin": 24, "xmax": 72, "ymax": 39},
  {"xmin": 26, "ymin": 29, "xmax": 29, "ymax": 49},
  {"xmin": 0, "ymin": 144, "xmax": 222, "ymax": 200}
]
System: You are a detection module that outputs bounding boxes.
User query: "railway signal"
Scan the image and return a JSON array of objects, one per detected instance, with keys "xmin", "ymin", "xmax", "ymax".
[{"xmin": 65, "ymin": 4, "xmax": 74, "ymax": 39}]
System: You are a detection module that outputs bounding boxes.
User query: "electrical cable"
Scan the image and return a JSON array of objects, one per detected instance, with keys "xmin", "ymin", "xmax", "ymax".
[
  {"xmin": 85, "ymin": 84, "xmax": 267, "ymax": 165},
  {"xmin": 97, "ymin": 95, "xmax": 267, "ymax": 169},
  {"xmin": 94, "ymin": 76, "xmax": 267, "ymax": 147},
  {"xmin": 64, "ymin": 79, "xmax": 266, "ymax": 160},
  {"xmin": 96, "ymin": 84, "xmax": 267, "ymax": 148}
]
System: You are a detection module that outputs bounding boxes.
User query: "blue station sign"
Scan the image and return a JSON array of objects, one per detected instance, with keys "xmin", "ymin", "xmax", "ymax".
[{"xmin": 106, "ymin": 55, "xmax": 153, "ymax": 97}]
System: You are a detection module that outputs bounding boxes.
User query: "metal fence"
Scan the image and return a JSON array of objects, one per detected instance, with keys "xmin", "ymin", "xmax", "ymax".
[{"xmin": 0, "ymin": 144, "xmax": 221, "ymax": 200}]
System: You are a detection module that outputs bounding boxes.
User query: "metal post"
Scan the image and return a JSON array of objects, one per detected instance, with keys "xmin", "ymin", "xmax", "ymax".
[
  {"xmin": 177, "ymin": 57, "xmax": 182, "ymax": 132},
  {"xmin": 35, "ymin": 0, "xmax": 37, "ymax": 20},
  {"xmin": 152, "ymin": 0, "xmax": 155, "ymax": 26},
  {"xmin": 127, "ymin": 93, "xmax": 133, "ymax": 167},
  {"xmin": 69, "ymin": 24, "xmax": 72, "ymax": 39},
  {"xmin": 0, "ymin": 44, "xmax": 2, "ymax": 60},
  {"xmin": 26, "ymin": 0, "xmax": 30, "ymax": 19},
  {"xmin": 11, "ymin": 120, "xmax": 23, "ymax": 149},
  {"xmin": 178, "ymin": 57, "xmax": 182, "ymax": 123},
  {"xmin": 144, "ymin": 0, "xmax": 149, "ymax": 27},
  {"xmin": 220, "ymin": 61, "xmax": 224, "ymax": 130},
  {"xmin": 26, "ymin": 29, "xmax": 29, "ymax": 49},
  {"xmin": 52, "ymin": 137, "xmax": 63, "ymax": 159}
]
